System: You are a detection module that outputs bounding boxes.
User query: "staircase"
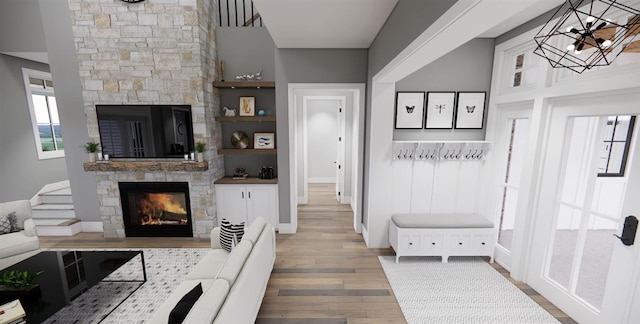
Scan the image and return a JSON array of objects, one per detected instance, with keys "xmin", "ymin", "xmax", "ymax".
[{"xmin": 30, "ymin": 180, "xmax": 82, "ymax": 236}]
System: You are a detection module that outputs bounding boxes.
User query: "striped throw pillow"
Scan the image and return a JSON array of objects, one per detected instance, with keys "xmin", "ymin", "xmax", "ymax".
[
  {"xmin": 0, "ymin": 215, "xmax": 11, "ymax": 234},
  {"xmin": 220, "ymin": 219, "xmax": 245, "ymax": 252}
]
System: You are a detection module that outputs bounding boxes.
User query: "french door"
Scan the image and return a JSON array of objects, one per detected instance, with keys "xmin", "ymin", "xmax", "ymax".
[{"xmin": 528, "ymin": 93, "xmax": 640, "ymax": 324}]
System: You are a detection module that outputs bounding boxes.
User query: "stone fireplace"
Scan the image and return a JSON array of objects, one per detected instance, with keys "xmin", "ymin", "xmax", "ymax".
[
  {"xmin": 70, "ymin": 0, "xmax": 224, "ymax": 238},
  {"xmin": 119, "ymin": 182, "xmax": 192, "ymax": 237}
]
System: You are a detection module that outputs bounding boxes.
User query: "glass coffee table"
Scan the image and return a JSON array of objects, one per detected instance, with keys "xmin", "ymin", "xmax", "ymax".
[{"xmin": 0, "ymin": 250, "xmax": 146, "ymax": 323}]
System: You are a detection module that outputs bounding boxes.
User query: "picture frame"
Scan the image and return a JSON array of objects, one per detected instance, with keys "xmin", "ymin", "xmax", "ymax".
[
  {"xmin": 394, "ymin": 92, "xmax": 425, "ymax": 129},
  {"xmin": 455, "ymin": 92, "xmax": 486, "ymax": 129},
  {"xmin": 425, "ymin": 92, "xmax": 455, "ymax": 129},
  {"xmin": 239, "ymin": 96, "xmax": 255, "ymax": 116},
  {"xmin": 254, "ymin": 132, "xmax": 275, "ymax": 149}
]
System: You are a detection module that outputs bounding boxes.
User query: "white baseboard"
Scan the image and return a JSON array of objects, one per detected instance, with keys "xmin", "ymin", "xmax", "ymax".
[
  {"xmin": 81, "ymin": 221, "xmax": 104, "ymax": 232},
  {"xmin": 308, "ymin": 177, "xmax": 336, "ymax": 183},
  {"xmin": 341, "ymin": 196, "xmax": 351, "ymax": 205},
  {"xmin": 362, "ymin": 225, "xmax": 369, "ymax": 246},
  {"xmin": 277, "ymin": 223, "xmax": 296, "ymax": 234}
]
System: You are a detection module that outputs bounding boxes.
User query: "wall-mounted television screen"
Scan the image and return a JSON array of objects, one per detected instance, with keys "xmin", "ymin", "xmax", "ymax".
[{"xmin": 96, "ymin": 105, "xmax": 194, "ymax": 158}]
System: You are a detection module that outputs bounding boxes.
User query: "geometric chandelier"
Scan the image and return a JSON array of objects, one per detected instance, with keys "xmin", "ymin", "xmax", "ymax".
[{"xmin": 534, "ymin": 0, "xmax": 640, "ymax": 74}]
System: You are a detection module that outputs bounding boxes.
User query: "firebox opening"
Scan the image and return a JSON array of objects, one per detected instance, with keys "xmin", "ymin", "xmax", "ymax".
[{"xmin": 119, "ymin": 182, "xmax": 193, "ymax": 237}]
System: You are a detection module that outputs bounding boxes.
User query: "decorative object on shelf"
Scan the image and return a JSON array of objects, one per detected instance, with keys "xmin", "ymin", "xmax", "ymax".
[
  {"xmin": 258, "ymin": 166, "xmax": 274, "ymax": 179},
  {"xmin": 254, "ymin": 132, "xmax": 275, "ymax": 149},
  {"xmin": 234, "ymin": 69, "xmax": 263, "ymax": 82},
  {"xmin": 195, "ymin": 142, "xmax": 206, "ymax": 162},
  {"xmin": 120, "ymin": 0, "xmax": 145, "ymax": 3},
  {"xmin": 231, "ymin": 131, "xmax": 249, "ymax": 149},
  {"xmin": 394, "ymin": 92, "xmax": 426, "ymax": 129},
  {"xmin": 233, "ymin": 168, "xmax": 249, "ymax": 179},
  {"xmin": 239, "ymin": 96, "xmax": 255, "ymax": 116},
  {"xmin": 84, "ymin": 141, "xmax": 100, "ymax": 163},
  {"xmin": 425, "ymin": 92, "xmax": 455, "ymax": 129},
  {"xmin": 223, "ymin": 106, "xmax": 236, "ymax": 117},
  {"xmin": 533, "ymin": 0, "xmax": 640, "ymax": 74},
  {"xmin": 220, "ymin": 60, "xmax": 225, "ymax": 82},
  {"xmin": 455, "ymin": 92, "xmax": 486, "ymax": 129},
  {"xmin": 0, "ymin": 300, "xmax": 25, "ymax": 323},
  {"xmin": 257, "ymin": 109, "xmax": 266, "ymax": 116}
]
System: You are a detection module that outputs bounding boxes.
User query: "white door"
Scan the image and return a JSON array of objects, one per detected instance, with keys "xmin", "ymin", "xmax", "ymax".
[
  {"xmin": 215, "ymin": 185, "xmax": 247, "ymax": 225},
  {"xmin": 528, "ymin": 93, "xmax": 640, "ymax": 324},
  {"xmin": 336, "ymin": 104, "xmax": 345, "ymax": 203},
  {"xmin": 246, "ymin": 184, "xmax": 278, "ymax": 228}
]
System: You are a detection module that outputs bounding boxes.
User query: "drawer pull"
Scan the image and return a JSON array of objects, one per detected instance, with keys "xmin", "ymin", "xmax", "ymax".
[
  {"xmin": 458, "ymin": 242, "xmax": 463, "ymax": 245},
  {"xmin": 432, "ymin": 242, "xmax": 436, "ymax": 245},
  {"xmin": 409, "ymin": 242, "xmax": 413, "ymax": 245},
  {"xmin": 481, "ymin": 242, "xmax": 485, "ymax": 245}
]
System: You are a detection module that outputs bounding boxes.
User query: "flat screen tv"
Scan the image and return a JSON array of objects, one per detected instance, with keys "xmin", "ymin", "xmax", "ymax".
[{"xmin": 96, "ymin": 105, "xmax": 194, "ymax": 158}]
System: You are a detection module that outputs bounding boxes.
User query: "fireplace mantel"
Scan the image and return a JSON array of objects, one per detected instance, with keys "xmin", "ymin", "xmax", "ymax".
[{"xmin": 83, "ymin": 161, "xmax": 209, "ymax": 172}]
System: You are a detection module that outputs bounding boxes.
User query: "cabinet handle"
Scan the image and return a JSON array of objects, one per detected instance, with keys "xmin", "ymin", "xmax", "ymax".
[
  {"xmin": 481, "ymin": 242, "xmax": 485, "ymax": 245},
  {"xmin": 432, "ymin": 242, "xmax": 435, "ymax": 245},
  {"xmin": 409, "ymin": 242, "xmax": 413, "ymax": 245},
  {"xmin": 242, "ymin": 192, "xmax": 244, "ymax": 199},
  {"xmin": 459, "ymin": 242, "xmax": 463, "ymax": 245},
  {"xmin": 248, "ymin": 191, "xmax": 251, "ymax": 199}
]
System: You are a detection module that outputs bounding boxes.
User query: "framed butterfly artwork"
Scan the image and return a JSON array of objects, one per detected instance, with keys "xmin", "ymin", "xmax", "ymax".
[
  {"xmin": 394, "ymin": 91, "xmax": 425, "ymax": 129},
  {"xmin": 425, "ymin": 92, "xmax": 455, "ymax": 129},
  {"xmin": 455, "ymin": 92, "xmax": 486, "ymax": 129}
]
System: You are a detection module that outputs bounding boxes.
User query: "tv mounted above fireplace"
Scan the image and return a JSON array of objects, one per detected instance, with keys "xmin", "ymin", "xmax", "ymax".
[{"xmin": 96, "ymin": 104, "xmax": 194, "ymax": 158}]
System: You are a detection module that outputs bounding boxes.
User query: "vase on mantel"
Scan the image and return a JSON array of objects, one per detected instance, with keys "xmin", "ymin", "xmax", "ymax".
[{"xmin": 196, "ymin": 152, "xmax": 204, "ymax": 162}]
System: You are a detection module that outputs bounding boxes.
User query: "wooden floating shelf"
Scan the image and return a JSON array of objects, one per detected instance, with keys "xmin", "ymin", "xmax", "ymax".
[
  {"xmin": 215, "ymin": 177, "xmax": 278, "ymax": 184},
  {"xmin": 83, "ymin": 161, "xmax": 209, "ymax": 172},
  {"xmin": 218, "ymin": 149, "xmax": 277, "ymax": 155},
  {"xmin": 213, "ymin": 81, "xmax": 275, "ymax": 89},
  {"xmin": 216, "ymin": 116, "xmax": 276, "ymax": 122}
]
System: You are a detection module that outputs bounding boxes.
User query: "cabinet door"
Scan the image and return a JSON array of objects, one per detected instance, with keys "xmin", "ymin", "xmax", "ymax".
[
  {"xmin": 215, "ymin": 185, "xmax": 248, "ymax": 225},
  {"xmin": 246, "ymin": 184, "xmax": 278, "ymax": 228}
]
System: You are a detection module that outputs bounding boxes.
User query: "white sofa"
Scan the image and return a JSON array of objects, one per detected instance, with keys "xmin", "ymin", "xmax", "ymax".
[
  {"xmin": 0, "ymin": 200, "xmax": 41, "ymax": 270},
  {"xmin": 148, "ymin": 217, "xmax": 276, "ymax": 324}
]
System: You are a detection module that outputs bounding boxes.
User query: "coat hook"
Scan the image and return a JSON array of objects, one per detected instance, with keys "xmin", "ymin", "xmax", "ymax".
[
  {"xmin": 476, "ymin": 149, "xmax": 484, "ymax": 160},
  {"xmin": 443, "ymin": 149, "xmax": 450, "ymax": 159},
  {"xmin": 419, "ymin": 149, "xmax": 425, "ymax": 159}
]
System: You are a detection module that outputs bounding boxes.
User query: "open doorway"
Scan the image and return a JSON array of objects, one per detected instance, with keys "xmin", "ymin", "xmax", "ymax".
[{"xmin": 288, "ymin": 84, "xmax": 365, "ymax": 234}]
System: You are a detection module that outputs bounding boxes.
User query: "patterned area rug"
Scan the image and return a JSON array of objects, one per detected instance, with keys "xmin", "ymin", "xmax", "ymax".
[
  {"xmin": 43, "ymin": 248, "xmax": 210, "ymax": 324},
  {"xmin": 378, "ymin": 256, "xmax": 560, "ymax": 324}
]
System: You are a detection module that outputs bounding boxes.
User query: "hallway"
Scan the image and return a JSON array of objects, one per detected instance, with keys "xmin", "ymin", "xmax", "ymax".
[{"xmin": 257, "ymin": 183, "xmax": 406, "ymax": 323}]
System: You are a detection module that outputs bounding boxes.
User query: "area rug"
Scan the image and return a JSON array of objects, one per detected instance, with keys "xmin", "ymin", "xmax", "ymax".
[
  {"xmin": 43, "ymin": 248, "xmax": 210, "ymax": 324},
  {"xmin": 378, "ymin": 256, "xmax": 560, "ymax": 324}
]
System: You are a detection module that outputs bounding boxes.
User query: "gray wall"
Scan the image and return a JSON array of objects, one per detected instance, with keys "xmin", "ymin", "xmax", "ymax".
[
  {"xmin": 363, "ymin": 0, "xmax": 458, "ymax": 227},
  {"xmin": 394, "ymin": 38, "xmax": 495, "ymax": 141},
  {"xmin": 496, "ymin": 5, "xmax": 562, "ymax": 45},
  {"xmin": 40, "ymin": 0, "xmax": 100, "ymax": 221},
  {"xmin": 0, "ymin": 54, "xmax": 68, "ymax": 202},
  {"xmin": 275, "ymin": 49, "xmax": 368, "ymax": 223},
  {"xmin": 0, "ymin": 0, "xmax": 47, "ymax": 53},
  {"xmin": 216, "ymin": 28, "xmax": 275, "ymax": 81}
]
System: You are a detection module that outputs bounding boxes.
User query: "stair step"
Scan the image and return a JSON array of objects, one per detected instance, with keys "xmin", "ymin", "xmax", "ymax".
[
  {"xmin": 35, "ymin": 219, "xmax": 82, "ymax": 236},
  {"xmin": 40, "ymin": 195, "xmax": 73, "ymax": 204},
  {"xmin": 32, "ymin": 204, "xmax": 74, "ymax": 210},
  {"xmin": 32, "ymin": 207, "xmax": 76, "ymax": 219},
  {"xmin": 41, "ymin": 187, "xmax": 72, "ymax": 196}
]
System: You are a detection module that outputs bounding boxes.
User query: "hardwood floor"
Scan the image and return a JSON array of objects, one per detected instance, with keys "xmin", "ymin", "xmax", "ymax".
[{"xmin": 40, "ymin": 183, "xmax": 575, "ymax": 323}]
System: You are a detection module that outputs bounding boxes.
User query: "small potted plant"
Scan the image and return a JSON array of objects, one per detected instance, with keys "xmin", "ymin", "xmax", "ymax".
[
  {"xmin": 84, "ymin": 141, "xmax": 100, "ymax": 162},
  {"xmin": 0, "ymin": 270, "xmax": 43, "ymax": 301},
  {"xmin": 195, "ymin": 142, "xmax": 206, "ymax": 162}
]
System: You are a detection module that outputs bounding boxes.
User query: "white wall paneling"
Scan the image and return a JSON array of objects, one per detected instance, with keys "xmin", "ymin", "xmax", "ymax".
[{"xmin": 390, "ymin": 140, "xmax": 491, "ymax": 217}]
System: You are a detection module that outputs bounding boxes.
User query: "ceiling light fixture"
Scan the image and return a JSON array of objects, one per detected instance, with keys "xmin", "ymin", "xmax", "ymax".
[{"xmin": 534, "ymin": 0, "xmax": 640, "ymax": 74}]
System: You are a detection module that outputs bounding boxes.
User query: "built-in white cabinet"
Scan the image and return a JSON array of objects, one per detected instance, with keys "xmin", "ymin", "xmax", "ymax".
[{"xmin": 214, "ymin": 184, "xmax": 278, "ymax": 229}]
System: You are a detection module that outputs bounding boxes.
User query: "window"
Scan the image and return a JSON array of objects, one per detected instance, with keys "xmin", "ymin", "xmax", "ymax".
[
  {"xmin": 22, "ymin": 68, "xmax": 64, "ymax": 159},
  {"xmin": 598, "ymin": 115, "xmax": 635, "ymax": 177}
]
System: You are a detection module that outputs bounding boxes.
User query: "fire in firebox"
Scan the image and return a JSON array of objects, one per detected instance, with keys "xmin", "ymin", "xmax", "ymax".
[{"xmin": 132, "ymin": 193, "xmax": 188, "ymax": 225}]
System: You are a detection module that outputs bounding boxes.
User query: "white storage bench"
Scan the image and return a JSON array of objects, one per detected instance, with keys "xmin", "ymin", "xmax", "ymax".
[{"xmin": 389, "ymin": 214, "xmax": 495, "ymax": 263}]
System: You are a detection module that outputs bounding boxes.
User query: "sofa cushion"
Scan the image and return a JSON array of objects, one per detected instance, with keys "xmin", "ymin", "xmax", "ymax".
[
  {"xmin": 185, "ymin": 249, "xmax": 229, "ymax": 280},
  {"xmin": 220, "ymin": 219, "xmax": 245, "ymax": 252},
  {"xmin": 391, "ymin": 214, "xmax": 494, "ymax": 229},
  {"xmin": 168, "ymin": 283, "xmax": 203, "ymax": 324},
  {"xmin": 216, "ymin": 240, "xmax": 252, "ymax": 286},
  {"xmin": 0, "ymin": 214, "xmax": 11, "ymax": 234},
  {"xmin": 0, "ymin": 232, "xmax": 40, "ymax": 259},
  {"xmin": 184, "ymin": 279, "xmax": 230, "ymax": 324},
  {"xmin": 241, "ymin": 218, "xmax": 267, "ymax": 245}
]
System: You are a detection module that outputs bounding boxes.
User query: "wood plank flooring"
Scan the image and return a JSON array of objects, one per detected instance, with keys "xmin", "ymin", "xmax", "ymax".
[{"xmin": 39, "ymin": 183, "xmax": 575, "ymax": 323}]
